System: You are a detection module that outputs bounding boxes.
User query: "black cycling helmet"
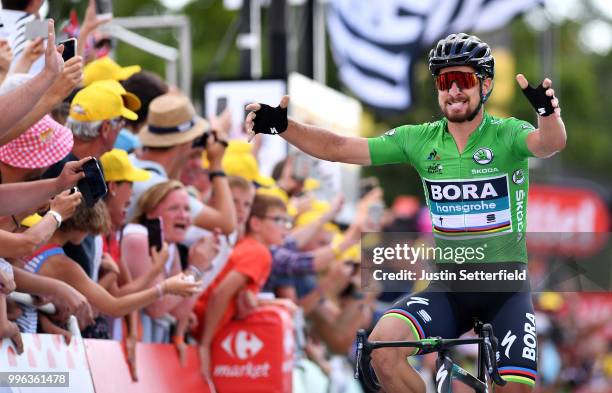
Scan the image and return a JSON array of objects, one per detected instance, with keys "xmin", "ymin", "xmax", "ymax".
[{"xmin": 428, "ymin": 33, "xmax": 494, "ymax": 78}]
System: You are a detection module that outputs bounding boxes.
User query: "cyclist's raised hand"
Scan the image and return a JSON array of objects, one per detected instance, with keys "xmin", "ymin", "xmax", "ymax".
[
  {"xmin": 516, "ymin": 74, "xmax": 560, "ymax": 117},
  {"xmin": 245, "ymin": 95, "xmax": 290, "ymax": 142}
]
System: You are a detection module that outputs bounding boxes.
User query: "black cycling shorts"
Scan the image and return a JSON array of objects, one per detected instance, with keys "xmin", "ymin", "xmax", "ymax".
[{"xmin": 381, "ymin": 263, "xmax": 537, "ymax": 387}]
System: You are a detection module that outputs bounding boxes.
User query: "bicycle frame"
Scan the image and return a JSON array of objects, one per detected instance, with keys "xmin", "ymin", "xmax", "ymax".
[{"xmin": 436, "ymin": 350, "xmax": 488, "ymax": 393}]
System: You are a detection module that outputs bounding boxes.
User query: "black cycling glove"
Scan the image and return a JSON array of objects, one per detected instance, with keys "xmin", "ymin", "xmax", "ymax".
[
  {"xmin": 521, "ymin": 83, "xmax": 555, "ymax": 117},
  {"xmin": 252, "ymin": 104, "xmax": 288, "ymax": 135}
]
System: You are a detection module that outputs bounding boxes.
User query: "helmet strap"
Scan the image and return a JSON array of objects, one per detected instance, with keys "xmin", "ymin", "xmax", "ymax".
[{"xmin": 466, "ymin": 77, "xmax": 493, "ymax": 121}]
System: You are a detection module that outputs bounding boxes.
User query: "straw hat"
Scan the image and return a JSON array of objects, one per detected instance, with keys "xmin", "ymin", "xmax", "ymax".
[{"xmin": 138, "ymin": 93, "xmax": 209, "ymax": 147}]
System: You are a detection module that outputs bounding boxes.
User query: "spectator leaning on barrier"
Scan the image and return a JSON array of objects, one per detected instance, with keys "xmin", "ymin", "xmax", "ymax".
[
  {"xmin": 42, "ymin": 79, "xmax": 142, "ymax": 279},
  {"xmin": 171, "ymin": 175, "xmax": 256, "ymax": 366},
  {"xmin": 128, "ymin": 93, "xmax": 236, "ymax": 235},
  {"xmin": 0, "ymin": 188, "xmax": 80, "ymax": 352},
  {"xmin": 195, "ymin": 194, "xmax": 291, "ymax": 381},
  {"xmin": 122, "ymin": 180, "xmax": 218, "ymax": 343},
  {"xmin": 98, "ymin": 149, "xmax": 156, "ymax": 348},
  {"xmin": 31, "ymin": 200, "xmax": 201, "ymax": 338}
]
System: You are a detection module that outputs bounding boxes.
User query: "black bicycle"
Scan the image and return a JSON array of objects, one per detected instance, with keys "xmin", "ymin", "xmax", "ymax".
[{"xmin": 355, "ymin": 320, "xmax": 507, "ymax": 392}]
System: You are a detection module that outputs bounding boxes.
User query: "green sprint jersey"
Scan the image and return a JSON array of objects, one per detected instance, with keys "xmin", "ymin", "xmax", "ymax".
[{"xmin": 368, "ymin": 112, "xmax": 535, "ymax": 263}]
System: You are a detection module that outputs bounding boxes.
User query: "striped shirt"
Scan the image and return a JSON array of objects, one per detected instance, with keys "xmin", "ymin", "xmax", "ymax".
[{"xmin": 15, "ymin": 245, "xmax": 64, "ymax": 333}]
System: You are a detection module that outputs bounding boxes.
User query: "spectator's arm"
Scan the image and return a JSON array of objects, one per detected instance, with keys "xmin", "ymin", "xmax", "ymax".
[
  {"xmin": 270, "ymin": 246, "xmax": 315, "ymax": 276},
  {"xmin": 39, "ymin": 255, "xmax": 202, "ymax": 318},
  {"xmin": 0, "ymin": 56, "xmax": 83, "ymax": 146},
  {"xmin": 311, "ymin": 298, "xmax": 368, "ymax": 354},
  {"xmin": 0, "ymin": 158, "xmax": 87, "ymax": 215},
  {"xmin": 12, "ymin": 267, "xmax": 94, "ymax": 327},
  {"xmin": 121, "ymin": 233, "xmax": 184, "ymax": 318},
  {"xmin": 199, "ymin": 271, "xmax": 248, "ymax": 347},
  {"xmin": 39, "ymin": 313, "xmax": 72, "ymax": 344},
  {"xmin": 291, "ymin": 195, "xmax": 344, "ymax": 248},
  {"xmin": 0, "ymin": 215, "xmax": 60, "ymax": 257},
  {"xmin": 112, "ymin": 251, "xmax": 164, "ymax": 296},
  {"xmin": 310, "ymin": 225, "xmax": 361, "ymax": 272},
  {"xmin": 193, "ymin": 127, "xmax": 235, "ymax": 235},
  {"xmin": 11, "ymin": 38, "xmax": 44, "ymax": 74},
  {"xmin": 0, "ymin": 39, "xmax": 13, "ymax": 85},
  {"xmin": 39, "ymin": 255, "xmax": 160, "ymax": 317},
  {"xmin": 77, "ymin": 0, "xmax": 112, "ymax": 57},
  {"xmin": 0, "ymin": 20, "xmax": 63, "ymax": 143}
]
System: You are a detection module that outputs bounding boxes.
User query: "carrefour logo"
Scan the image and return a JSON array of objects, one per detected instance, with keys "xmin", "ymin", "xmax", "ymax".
[
  {"xmin": 221, "ymin": 330, "xmax": 264, "ymax": 360},
  {"xmin": 473, "ymin": 147, "xmax": 494, "ymax": 165}
]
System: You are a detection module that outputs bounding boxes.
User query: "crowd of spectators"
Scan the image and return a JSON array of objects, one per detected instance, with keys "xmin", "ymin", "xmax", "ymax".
[{"xmin": 0, "ymin": 1, "xmax": 608, "ymax": 392}]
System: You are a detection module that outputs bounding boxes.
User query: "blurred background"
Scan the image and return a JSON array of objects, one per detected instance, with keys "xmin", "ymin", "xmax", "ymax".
[{"xmin": 35, "ymin": 0, "xmax": 612, "ymax": 392}]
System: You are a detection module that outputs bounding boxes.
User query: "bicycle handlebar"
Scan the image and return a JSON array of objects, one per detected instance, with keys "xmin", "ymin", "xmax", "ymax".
[{"xmin": 355, "ymin": 326, "xmax": 506, "ymax": 387}]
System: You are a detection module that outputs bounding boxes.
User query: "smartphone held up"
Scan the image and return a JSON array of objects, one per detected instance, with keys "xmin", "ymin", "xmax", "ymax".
[{"xmin": 59, "ymin": 38, "xmax": 77, "ymax": 62}]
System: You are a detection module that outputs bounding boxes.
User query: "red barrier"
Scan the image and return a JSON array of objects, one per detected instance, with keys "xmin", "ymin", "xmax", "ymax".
[
  {"xmin": 84, "ymin": 306, "xmax": 293, "ymax": 392},
  {"xmin": 211, "ymin": 306, "xmax": 294, "ymax": 393},
  {"xmin": 85, "ymin": 339, "xmax": 211, "ymax": 393}
]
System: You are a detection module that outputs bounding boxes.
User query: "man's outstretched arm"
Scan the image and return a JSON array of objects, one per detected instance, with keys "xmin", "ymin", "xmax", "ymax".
[{"xmin": 245, "ymin": 95, "xmax": 371, "ymax": 165}]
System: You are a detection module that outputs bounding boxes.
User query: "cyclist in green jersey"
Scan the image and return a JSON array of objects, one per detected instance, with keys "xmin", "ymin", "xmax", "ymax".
[{"xmin": 245, "ymin": 33, "xmax": 566, "ymax": 393}]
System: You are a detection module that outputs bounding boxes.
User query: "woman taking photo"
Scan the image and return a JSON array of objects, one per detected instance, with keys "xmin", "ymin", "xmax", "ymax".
[
  {"xmin": 121, "ymin": 180, "xmax": 218, "ymax": 343},
  {"xmin": 20, "ymin": 200, "xmax": 200, "ymax": 337}
]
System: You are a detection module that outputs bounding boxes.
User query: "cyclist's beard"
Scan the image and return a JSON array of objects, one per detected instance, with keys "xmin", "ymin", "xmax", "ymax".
[{"xmin": 441, "ymin": 96, "xmax": 480, "ymax": 123}]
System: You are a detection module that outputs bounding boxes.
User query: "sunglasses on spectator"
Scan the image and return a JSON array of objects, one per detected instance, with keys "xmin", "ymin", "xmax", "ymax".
[
  {"xmin": 108, "ymin": 118, "xmax": 126, "ymax": 129},
  {"xmin": 434, "ymin": 71, "xmax": 479, "ymax": 91},
  {"xmin": 262, "ymin": 215, "xmax": 293, "ymax": 229}
]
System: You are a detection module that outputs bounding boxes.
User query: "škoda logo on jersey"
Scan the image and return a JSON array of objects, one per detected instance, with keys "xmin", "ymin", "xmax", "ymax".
[{"xmin": 424, "ymin": 175, "xmax": 511, "ymax": 234}]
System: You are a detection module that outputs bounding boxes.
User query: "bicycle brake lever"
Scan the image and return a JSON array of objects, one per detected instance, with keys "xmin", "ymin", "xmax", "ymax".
[
  {"xmin": 355, "ymin": 329, "xmax": 366, "ymax": 379},
  {"xmin": 483, "ymin": 335, "xmax": 507, "ymax": 386}
]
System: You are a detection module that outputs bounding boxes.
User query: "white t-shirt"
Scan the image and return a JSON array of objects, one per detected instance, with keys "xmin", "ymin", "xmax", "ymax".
[{"xmin": 0, "ymin": 10, "xmax": 44, "ymax": 74}]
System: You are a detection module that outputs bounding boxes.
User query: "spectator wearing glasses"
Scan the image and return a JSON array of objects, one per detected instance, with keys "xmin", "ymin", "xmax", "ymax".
[
  {"xmin": 196, "ymin": 194, "xmax": 291, "ymax": 380},
  {"xmin": 42, "ymin": 80, "xmax": 142, "ymax": 279}
]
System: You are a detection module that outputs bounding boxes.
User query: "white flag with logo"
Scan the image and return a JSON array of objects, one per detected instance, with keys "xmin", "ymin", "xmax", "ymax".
[{"xmin": 327, "ymin": 0, "xmax": 543, "ymax": 112}]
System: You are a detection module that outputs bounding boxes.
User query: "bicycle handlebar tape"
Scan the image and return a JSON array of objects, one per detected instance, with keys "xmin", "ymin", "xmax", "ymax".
[
  {"xmin": 521, "ymin": 83, "xmax": 555, "ymax": 116},
  {"xmin": 252, "ymin": 104, "xmax": 288, "ymax": 135}
]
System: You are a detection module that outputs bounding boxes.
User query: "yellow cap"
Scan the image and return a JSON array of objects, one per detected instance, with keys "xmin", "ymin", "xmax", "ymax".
[
  {"xmin": 83, "ymin": 57, "xmax": 141, "ymax": 87},
  {"xmin": 100, "ymin": 149, "xmax": 151, "ymax": 182},
  {"xmin": 21, "ymin": 214, "xmax": 42, "ymax": 228},
  {"xmin": 538, "ymin": 292, "xmax": 564, "ymax": 312},
  {"xmin": 222, "ymin": 140, "xmax": 274, "ymax": 186},
  {"xmin": 256, "ymin": 186, "xmax": 289, "ymax": 204},
  {"xmin": 303, "ymin": 178, "xmax": 320, "ymax": 192},
  {"xmin": 294, "ymin": 210, "xmax": 340, "ymax": 233},
  {"xmin": 332, "ymin": 233, "xmax": 360, "ymax": 262},
  {"xmin": 70, "ymin": 80, "xmax": 141, "ymax": 122},
  {"xmin": 311, "ymin": 199, "xmax": 331, "ymax": 214}
]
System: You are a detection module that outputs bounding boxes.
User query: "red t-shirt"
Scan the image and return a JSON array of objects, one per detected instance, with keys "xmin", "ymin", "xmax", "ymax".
[{"xmin": 193, "ymin": 236, "xmax": 271, "ymax": 340}]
